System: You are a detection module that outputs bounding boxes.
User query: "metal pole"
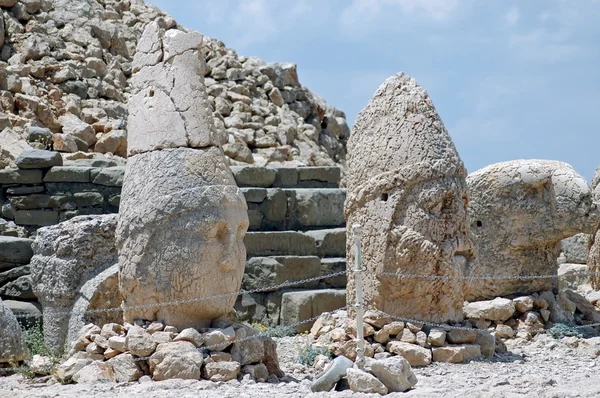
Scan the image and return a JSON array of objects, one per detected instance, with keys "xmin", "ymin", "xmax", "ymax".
[{"xmin": 352, "ymin": 224, "xmax": 365, "ymax": 369}]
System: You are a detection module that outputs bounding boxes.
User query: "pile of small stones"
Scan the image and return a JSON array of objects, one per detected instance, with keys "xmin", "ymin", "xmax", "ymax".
[
  {"xmin": 33, "ymin": 319, "xmax": 282, "ymax": 385},
  {"xmin": 0, "ymin": 0, "xmax": 349, "ymax": 169}
]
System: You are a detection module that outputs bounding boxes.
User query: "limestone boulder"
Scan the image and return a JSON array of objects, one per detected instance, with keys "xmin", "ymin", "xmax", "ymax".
[
  {"xmin": 468, "ymin": 160, "xmax": 599, "ymax": 299},
  {"xmin": 107, "ymin": 353, "xmax": 143, "ymax": 382},
  {"xmin": 72, "ymin": 362, "xmax": 116, "ymax": 383},
  {"xmin": 202, "ymin": 361, "xmax": 240, "ymax": 382},
  {"xmin": 0, "ymin": 298, "xmax": 28, "ymax": 363},
  {"xmin": 385, "ymin": 341, "xmax": 432, "ymax": 367},
  {"xmin": 464, "ymin": 298, "xmax": 515, "ymax": 322},
  {"xmin": 0, "ymin": 128, "xmax": 32, "ymax": 169},
  {"xmin": 560, "ymin": 233, "xmax": 591, "ymax": 265},
  {"xmin": 345, "ymin": 72, "xmax": 473, "ymax": 324},
  {"xmin": 149, "ymin": 341, "xmax": 204, "ymax": 381},
  {"xmin": 30, "ymin": 214, "xmax": 119, "ymax": 355},
  {"xmin": 346, "ymin": 368, "xmax": 388, "ymax": 395},
  {"xmin": 370, "ymin": 355, "xmax": 418, "ymax": 392}
]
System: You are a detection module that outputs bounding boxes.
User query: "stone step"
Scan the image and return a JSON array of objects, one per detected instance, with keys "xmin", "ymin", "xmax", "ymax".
[
  {"xmin": 231, "ymin": 166, "xmax": 341, "ymax": 188},
  {"xmin": 244, "ymin": 228, "xmax": 346, "ymax": 257},
  {"xmin": 280, "ymin": 288, "xmax": 346, "ymax": 332},
  {"xmin": 244, "ymin": 188, "xmax": 346, "ymax": 231}
]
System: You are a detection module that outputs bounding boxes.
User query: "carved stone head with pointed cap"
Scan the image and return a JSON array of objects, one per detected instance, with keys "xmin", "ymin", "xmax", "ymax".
[{"xmin": 345, "ymin": 72, "xmax": 474, "ymax": 323}]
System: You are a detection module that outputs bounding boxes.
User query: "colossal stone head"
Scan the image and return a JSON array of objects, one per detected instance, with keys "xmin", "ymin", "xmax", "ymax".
[
  {"xmin": 117, "ymin": 22, "xmax": 248, "ymax": 329},
  {"xmin": 345, "ymin": 73, "xmax": 474, "ymax": 323},
  {"xmin": 468, "ymin": 159, "xmax": 599, "ymax": 300}
]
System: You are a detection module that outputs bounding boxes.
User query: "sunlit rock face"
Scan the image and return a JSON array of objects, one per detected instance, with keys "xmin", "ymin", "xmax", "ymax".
[
  {"xmin": 468, "ymin": 159, "xmax": 599, "ymax": 300},
  {"xmin": 345, "ymin": 72, "xmax": 474, "ymax": 323},
  {"xmin": 117, "ymin": 22, "xmax": 248, "ymax": 329}
]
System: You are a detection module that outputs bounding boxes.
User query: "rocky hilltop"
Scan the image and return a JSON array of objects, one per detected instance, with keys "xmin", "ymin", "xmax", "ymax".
[{"xmin": 0, "ymin": 0, "xmax": 349, "ymax": 169}]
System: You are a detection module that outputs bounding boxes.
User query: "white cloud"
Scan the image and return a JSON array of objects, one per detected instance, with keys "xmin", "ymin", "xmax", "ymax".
[
  {"xmin": 507, "ymin": 0, "xmax": 599, "ymax": 62},
  {"xmin": 503, "ymin": 5, "xmax": 520, "ymax": 26}
]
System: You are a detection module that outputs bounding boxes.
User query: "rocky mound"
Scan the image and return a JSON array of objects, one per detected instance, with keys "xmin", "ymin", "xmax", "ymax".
[{"xmin": 0, "ymin": 0, "xmax": 349, "ymax": 169}]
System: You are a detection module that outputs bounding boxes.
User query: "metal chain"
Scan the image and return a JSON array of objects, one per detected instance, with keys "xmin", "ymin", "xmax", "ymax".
[
  {"xmin": 1, "ymin": 306, "xmax": 347, "ymax": 373},
  {"xmin": 15, "ymin": 270, "xmax": 347, "ymax": 319},
  {"xmin": 376, "ymin": 270, "xmax": 600, "ymax": 281}
]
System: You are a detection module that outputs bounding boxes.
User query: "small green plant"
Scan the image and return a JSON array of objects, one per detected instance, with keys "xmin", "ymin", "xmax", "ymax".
[
  {"xmin": 263, "ymin": 324, "xmax": 296, "ymax": 338},
  {"xmin": 547, "ymin": 323, "xmax": 595, "ymax": 339},
  {"xmin": 297, "ymin": 344, "xmax": 331, "ymax": 366},
  {"xmin": 22, "ymin": 321, "xmax": 52, "ymax": 357}
]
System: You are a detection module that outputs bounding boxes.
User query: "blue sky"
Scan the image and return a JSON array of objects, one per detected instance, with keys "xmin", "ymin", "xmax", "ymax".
[{"xmin": 150, "ymin": 0, "xmax": 600, "ymax": 181}]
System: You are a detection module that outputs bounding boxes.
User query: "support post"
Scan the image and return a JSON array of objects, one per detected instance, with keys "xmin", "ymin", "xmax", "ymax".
[{"xmin": 352, "ymin": 224, "xmax": 365, "ymax": 369}]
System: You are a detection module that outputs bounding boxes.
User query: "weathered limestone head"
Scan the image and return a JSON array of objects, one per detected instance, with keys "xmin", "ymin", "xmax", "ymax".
[
  {"xmin": 117, "ymin": 148, "xmax": 249, "ymax": 328},
  {"xmin": 117, "ymin": 20, "xmax": 248, "ymax": 329},
  {"xmin": 345, "ymin": 72, "xmax": 474, "ymax": 323},
  {"xmin": 587, "ymin": 164, "xmax": 600, "ymax": 289},
  {"xmin": 468, "ymin": 159, "xmax": 599, "ymax": 300},
  {"xmin": 128, "ymin": 21, "xmax": 226, "ymax": 155}
]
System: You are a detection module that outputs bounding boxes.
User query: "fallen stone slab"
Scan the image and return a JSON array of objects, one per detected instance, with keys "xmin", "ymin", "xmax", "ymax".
[{"xmin": 15, "ymin": 149, "xmax": 63, "ymax": 169}]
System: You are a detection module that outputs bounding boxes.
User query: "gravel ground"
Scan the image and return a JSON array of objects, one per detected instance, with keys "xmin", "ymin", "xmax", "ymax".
[{"xmin": 1, "ymin": 334, "xmax": 600, "ymax": 398}]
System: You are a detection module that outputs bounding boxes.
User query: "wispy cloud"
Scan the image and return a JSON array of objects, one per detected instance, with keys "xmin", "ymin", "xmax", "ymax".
[{"xmin": 503, "ymin": 5, "xmax": 520, "ymax": 26}]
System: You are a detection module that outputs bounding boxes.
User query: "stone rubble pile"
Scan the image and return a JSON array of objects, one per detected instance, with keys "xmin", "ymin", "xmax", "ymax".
[
  {"xmin": 38, "ymin": 319, "xmax": 282, "ymax": 384},
  {"xmin": 310, "ymin": 309, "xmax": 495, "ymax": 370},
  {"xmin": 0, "ymin": 0, "xmax": 349, "ymax": 170}
]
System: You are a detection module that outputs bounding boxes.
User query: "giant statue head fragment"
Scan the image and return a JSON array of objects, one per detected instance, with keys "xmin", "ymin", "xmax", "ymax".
[
  {"xmin": 116, "ymin": 22, "xmax": 248, "ymax": 329},
  {"xmin": 345, "ymin": 73, "xmax": 474, "ymax": 323}
]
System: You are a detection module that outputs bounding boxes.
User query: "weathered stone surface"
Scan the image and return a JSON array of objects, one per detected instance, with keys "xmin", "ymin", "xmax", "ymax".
[
  {"xmin": 0, "ymin": 128, "xmax": 32, "ymax": 169},
  {"xmin": 149, "ymin": 341, "xmax": 203, "ymax": 381},
  {"xmin": 203, "ymin": 326, "xmax": 235, "ymax": 351},
  {"xmin": 0, "ymin": 236, "xmax": 33, "ymax": 265},
  {"xmin": 92, "ymin": 166, "xmax": 125, "ymax": 187},
  {"xmin": 14, "ymin": 210, "xmax": 59, "ymax": 227},
  {"xmin": 128, "ymin": 23, "xmax": 223, "ymax": 154},
  {"xmin": 432, "ymin": 346, "xmax": 468, "ymax": 363},
  {"xmin": 346, "ymin": 368, "xmax": 388, "ymax": 395},
  {"xmin": 370, "ymin": 355, "xmax": 418, "ymax": 393},
  {"xmin": 0, "ymin": 168, "xmax": 42, "ymax": 184},
  {"xmin": 345, "ymin": 73, "xmax": 473, "ymax": 324},
  {"xmin": 126, "ymin": 326, "xmax": 157, "ymax": 357},
  {"xmin": 293, "ymin": 189, "xmax": 345, "ymax": 227},
  {"xmin": 202, "ymin": 361, "xmax": 240, "ymax": 382},
  {"xmin": 427, "ymin": 328, "xmax": 447, "ymax": 347},
  {"xmin": 107, "ymin": 353, "xmax": 143, "ymax": 382},
  {"xmin": 241, "ymin": 363, "xmax": 268, "ymax": 382},
  {"xmin": 280, "ymin": 289, "xmax": 346, "ymax": 332},
  {"xmin": 0, "ymin": 275, "xmax": 34, "ymax": 299},
  {"xmin": 560, "ymin": 233, "xmax": 591, "ymax": 264},
  {"xmin": 468, "ymin": 160, "xmax": 599, "ymax": 299},
  {"xmin": 386, "ymin": 341, "xmax": 432, "ymax": 367},
  {"xmin": 446, "ymin": 329, "xmax": 477, "ymax": 344},
  {"xmin": 0, "ymin": 298, "xmax": 27, "ymax": 363},
  {"xmin": 173, "ymin": 328, "xmax": 204, "ymax": 347},
  {"xmin": 66, "ymin": 264, "xmax": 122, "ymax": 354},
  {"xmin": 15, "ymin": 149, "xmax": 63, "ymax": 169},
  {"xmin": 230, "ymin": 327, "xmax": 264, "ymax": 365},
  {"xmin": 305, "ymin": 228, "xmax": 346, "ymax": 257},
  {"xmin": 43, "ymin": 166, "xmax": 92, "ymax": 183},
  {"xmin": 310, "ymin": 355, "xmax": 353, "ymax": 393},
  {"xmin": 117, "ymin": 147, "xmax": 248, "ymax": 329},
  {"xmin": 558, "ymin": 263, "xmax": 590, "ymax": 291},
  {"xmin": 464, "ymin": 298, "xmax": 516, "ymax": 322},
  {"xmin": 53, "ymin": 357, "xmax": 93, "ymax": 382},
  {"xmin": 3, "ymin": 300, "xmax": 42, "ymax": 328},
  {"xmin": 30, "ymin": 214, "xmax": 118, "ymax": 355},
  {"xmin": 59, "ymin": 114, "xmax": 97, "ymax": 148},
  {"xmin": 231, "ymin": 166, "xmax": 277, "ymax": 187},
  {"xmin": 475, "ymin": 330, "xmax": 495, "ymax": 357},
  {"xmin": 244, "ymin": 231, "xmax": 317, "ymax": 256},
  {"xmin": 243, "ymin": 256, "xmax": 321, "ymax": 291},
  {"xmin": 72, "ymin": 362, "xmax": 116, "ymax": 383}
]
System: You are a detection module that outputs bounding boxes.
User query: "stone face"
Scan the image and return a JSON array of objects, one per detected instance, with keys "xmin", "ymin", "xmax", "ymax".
[
  {"xmin": 0, "ymin": 298, "xmax": 28, "ymax": 363},
  {"xmin": 149, "ymin": 341, "xmax": 204, "ymax": 381},
  {"xmin": 346, "ymin": 368, "xmax": 388, "ymax": 395},
  {"xmin": 30, "ymin": 214, "xmax": 118, "ymax": 355},
  {"xmin": 468, "ymin": 160, "xmax": 599, "ymax": 299},
  {"xmin": 370, "ymin": 355, "xmax": 418, "ymax": 393},
  {"xmin": 15, "ymin": 149, "xmax": 63, "ymax": 169},
  {"xmin": 345, "ymin": 73, "xmax": 473, "ymax": 324},
  {"xmin": 128, "ymin": 23, "xmax": 223, "ymax": 155},
  {"xmin": 117, "ymin": 148, "xmax": 248, "ymax": 329},
  {"xmin": 464, "ymin": 298, "xmax": 516, "ymax": 322}
]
